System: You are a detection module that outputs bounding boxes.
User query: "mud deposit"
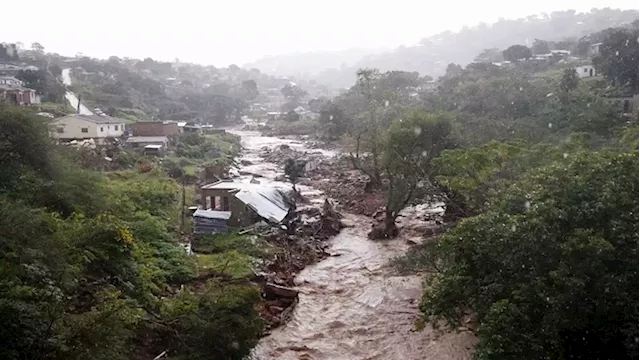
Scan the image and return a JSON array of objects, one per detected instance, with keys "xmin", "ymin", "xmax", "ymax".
[{"xmin": 228, "ymin": 126, "xmax": 475, "ymax": 360}]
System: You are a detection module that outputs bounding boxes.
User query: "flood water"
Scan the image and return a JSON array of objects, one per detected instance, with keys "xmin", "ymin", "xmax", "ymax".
[{"xmin": 229, "ymin": 126, "xmax": 476, "ymax": 360}]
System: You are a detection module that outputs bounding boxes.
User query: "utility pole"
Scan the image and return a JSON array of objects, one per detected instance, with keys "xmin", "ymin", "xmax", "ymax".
[
  {"xmin": 180, "ymin": 176, "xmax": 186, "ymax": 234},
  {"xmin": 77, "ymin": 95, "xmax": 81, "ymax": 114}
]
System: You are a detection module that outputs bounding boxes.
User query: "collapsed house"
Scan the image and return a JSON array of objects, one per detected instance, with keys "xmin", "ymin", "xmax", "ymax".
[{"xmin": 194, "ymin": 180, "xmax": 294, "ymax": 234}]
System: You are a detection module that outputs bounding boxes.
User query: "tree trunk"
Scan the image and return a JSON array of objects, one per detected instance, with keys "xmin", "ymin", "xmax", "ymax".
[
  {"xmin": 368, "ymin": 209, "xmax": 399, "ymax": 239},
  {"xmin": 383, "ymin": 210, "xmax": 399, "ymax": 238}
]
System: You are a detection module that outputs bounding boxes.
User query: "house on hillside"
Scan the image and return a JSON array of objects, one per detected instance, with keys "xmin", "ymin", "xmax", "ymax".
[
  {"xmin": 575, "ymin": 65, "xmax": 597, "ymax": 78},
  {"xmin": 605, "ymin": 95, "xmax": 639, "ymax": 117},
  {"xmin": 128, "ymin": 121, "xmax": 179, "ymax": 137},
  {"xmin": 200, "ymin": 180, "xmax": 294, "ymax": 227},
  {"xmin": 0, "ymin": 76, "xmax": 39, "ymax": 105},
  {"xmin": 589, "ymin": 43, "xmax": 602, "ymax": 57},
  {"xmin": 51, "ymin": 114, "xmax": 125, "ymax": 144}
]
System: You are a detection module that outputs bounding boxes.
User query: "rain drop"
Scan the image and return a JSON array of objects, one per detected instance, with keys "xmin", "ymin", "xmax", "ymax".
[
  {"xmin": 524, "ymin": 201, "xmax": 531, "ymax": 210},
  {"xmin": 563, "ymin": 153, "xmax": 568, "ymax": 159},
  {"xmin": 615, "ymin": 50, "xmax": 619, "ymax": 56},
  {"xmin": 329, "ymin": 115, "xmax": 334, "ymax": 121},
  {"xmin": 421, "ymin": 150, "xmax": 428, "ymax": 157},
  {"xmin": 414, "ymin": 126, "xmax": 422, "ymax": 135},
  {"xmin": 546, "ymin": 93, "xmax": 554, "ymax": 98},
  {"xmin": 519, "ymin": 87, "xmax": 523, "ymax": 91},
  {"xmin": 384, "ymin": 100, "xmax": 390, "ymax": 108},
  {"xmin": 511, "ymin": 224, "xmax": 517, "ymax": 232},
  {"xmin": 548, "ymin": 123, "xmax": 553, "ymax": 128}
]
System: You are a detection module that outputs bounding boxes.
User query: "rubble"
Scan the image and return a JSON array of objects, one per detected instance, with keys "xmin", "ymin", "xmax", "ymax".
[
  {"xmin": 308, "ymin": 156, "xmax": 386, "ymax": 216},
  {"xmin": 259, "ymin": 144, "xmax": 326, "ymax": 167}
]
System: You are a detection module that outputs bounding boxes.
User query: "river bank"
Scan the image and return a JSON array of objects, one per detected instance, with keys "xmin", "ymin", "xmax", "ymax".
[{"xmin": 226, "ymin": 126, "xmax": 475, "ymax": 360}]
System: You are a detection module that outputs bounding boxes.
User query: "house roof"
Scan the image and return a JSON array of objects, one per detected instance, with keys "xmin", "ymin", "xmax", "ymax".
[
  {"xmin": 0, "ymin": 84, "xmax": 33, "ymax": 92},
  {"xmin": 55, "ymin": 114, "xmax": 123, "ymax": 125},
  {"xmin": 193, "ymin": 209, "xmax": 232, "ymax": 220},
  {"xmin": 201, "ymin": 180, "xmax": 292, "ymax": 223},
  {"xmin": 144, "ymin": 144, "xmax": 163, "ymax": 149},
  {"xmin": 126, "ymin": 136, "xmax": 168, "ymax": 143}
]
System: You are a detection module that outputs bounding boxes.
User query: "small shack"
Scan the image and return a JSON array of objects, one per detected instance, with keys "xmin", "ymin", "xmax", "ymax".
[
  {"xmin": 193, "ymin": 209, "xmax": 232, "ymax": 234},
  {"xmin": 125, "ymin": 136, "xmax": 169, "ymax": 149},
  {"xmin": 143, "ymin": 144, "xmax": 164, "ymax": 157},
  {"xmin": 200, "ymin": 180, "xmax": 294, "ymax": 227}
]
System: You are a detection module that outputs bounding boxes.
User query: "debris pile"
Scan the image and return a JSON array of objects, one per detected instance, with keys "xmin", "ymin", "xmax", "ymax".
[
  {"xmin": 259, "ymin": 144, "xmax": 326, "ymax": 167},
  {"xmin": 308, "ymin": 157, "xmax": 386, "ymax": 216},
  {"xmin": 256, "ymin": 198, "xmax": 344, "ymax": 329}
]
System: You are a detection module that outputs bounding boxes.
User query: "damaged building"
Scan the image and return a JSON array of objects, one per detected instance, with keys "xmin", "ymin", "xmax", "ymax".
[{"xmin": 195, "ymin": 180, "xmax": 294, "ymax": 233}]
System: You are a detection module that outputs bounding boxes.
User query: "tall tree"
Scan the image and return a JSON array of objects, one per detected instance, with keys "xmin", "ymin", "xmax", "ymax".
[
  {"xmin": 560, "ymin": 67, "xmax": 580, "ymax": 92},
  {"xmin": 532, "ymin": 39, "xmax": 551, "ymax": 55},
  {"xmin": 370, "ymin": 111, "xmax": 454, "ymax": 238},
  {"xmin": 593, "ymin": 28, "xmax": 639, "ymax": 91},
  {"xmin": 502, "ymin": 45, "xmax": 533, "ymax": 62},
  {"xmin": 31, "ymin": 42, "xmax": 44, "ymax": 53}
]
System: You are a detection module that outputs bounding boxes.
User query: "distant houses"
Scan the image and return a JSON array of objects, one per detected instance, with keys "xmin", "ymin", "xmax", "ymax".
[
  {"xmin": 0, "ymin": 76, "xmax": 39, "ymax": 106},
  {"xmin": 575, "ymin": 65, "xmax": 597, "ymax": 78}
]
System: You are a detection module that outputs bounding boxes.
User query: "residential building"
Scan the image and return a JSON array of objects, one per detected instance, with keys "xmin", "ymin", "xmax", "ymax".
[
  {"xmin": 125, "ymin": 136, "xmax": 169, "ymax": 149},
  {"xmin": 575, "ymin": 65, "xmax": 597, "ymax": 78},
  {"xmin": 128, "ymin": 121, "xmax": 179, "ymax": 137},
  {"xmin": 200, "ymin": 180, "xmax": 294, "ymax": 227},
  {"xmin": 0, "ymin": 76, "xmax": 39, "ymax": 105},
  {"xmin": 589, "ymin": 43, "xmax": 602, "ymax": 57},
  {"xmin": 605, "ymin": 95, "xmax": 639, "ymax": 116},
  {"xmin": 51, "ymin": 114, "xmax": 125, "ymax": 144},
  {"xmin": 192, "ymin": 209, "xmax": 232, "ymax": 234}
]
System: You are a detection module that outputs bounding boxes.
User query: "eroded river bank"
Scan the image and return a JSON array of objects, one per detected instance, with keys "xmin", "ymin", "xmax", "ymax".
[{"xmin": 227, "ymin": 128, "xmax": 475, "ymax": 360}]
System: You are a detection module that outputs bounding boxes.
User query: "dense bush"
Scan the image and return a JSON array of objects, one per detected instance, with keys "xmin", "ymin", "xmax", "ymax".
[
  {"xmin": 0, "ymin": 104, "xmax": 263, "ymax": 360},
  {"xmin": 419, "ymin": 150, "xmax": 638, "ymax": 359}
]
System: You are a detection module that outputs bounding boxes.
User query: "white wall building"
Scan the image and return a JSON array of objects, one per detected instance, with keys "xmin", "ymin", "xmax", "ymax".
[
  {"xmin": 575, "ymin": 65, "xmax": 597, "ymax": 78},
  {"xmin": 52, "ymin": 114, "xmax": 125, "ymax": 144}
]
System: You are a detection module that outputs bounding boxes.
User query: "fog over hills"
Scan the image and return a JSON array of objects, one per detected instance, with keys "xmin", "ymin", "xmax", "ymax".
[{"xmin": 244, "ymin": 8, "xmax": 639, "ymax": 88}]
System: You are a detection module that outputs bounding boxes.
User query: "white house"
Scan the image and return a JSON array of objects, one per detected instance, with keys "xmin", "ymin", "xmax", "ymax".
[
  {"xmin": 575, "ymin": 65, "xmax": 597, "ymax": 78},
  {"xmin": 52, "ymin": 114, "xmax": 125, "ymax": 144}
]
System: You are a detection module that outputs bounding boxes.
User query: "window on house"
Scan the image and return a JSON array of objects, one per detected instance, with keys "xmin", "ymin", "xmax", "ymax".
[
  {"xmin": 56, "ymin": 127, "xmax": 64, "ymax": 133},
  {"xmin": 100, "ymin": 127, "xmax": 104, "ymax": 132},
  {"xmin": 114, "ymin": 125, "xmax": 119, "ymax": 130},
  {"xmin": 81, "ymin": 128, "xmax": 88, "ymax": 133},
  {"xmin": 222, "ymin": 197, "xmax": 230, "ymax": 211},
  {"xmin": 584, "ymin": 68, "xmax": 588, "ymax": 73}
]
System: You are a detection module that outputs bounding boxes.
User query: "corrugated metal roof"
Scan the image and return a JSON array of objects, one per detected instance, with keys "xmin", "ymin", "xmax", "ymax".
[
  {"xmin": 193, "ymin": 209, "xmax": 232, "ymax": 220},
  {"xmin": 234, "ymin": 187, "xmax": 290, "ymax": 223},
  {"xmin": 126, "ymin": 136, "xmax": 168, "ymax": 143},
  {"xmin": 55, "ymin": 114, "xmax": 123, "ymax": 124},
  {"xmin": 201, "ymin": 180, "xmax": 292, "ymax": 223}
]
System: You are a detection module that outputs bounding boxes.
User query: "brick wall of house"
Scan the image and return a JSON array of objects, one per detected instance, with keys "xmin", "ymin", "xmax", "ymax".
[{"xmin": 129, "ymin": 122, "xmax": 179, "ymax": 136}]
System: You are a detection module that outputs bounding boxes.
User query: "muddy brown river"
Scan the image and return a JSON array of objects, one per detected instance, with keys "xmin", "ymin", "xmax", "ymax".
[{"xmin": 228, "ymin": 126, "xmax": 476, "ymax": 360}]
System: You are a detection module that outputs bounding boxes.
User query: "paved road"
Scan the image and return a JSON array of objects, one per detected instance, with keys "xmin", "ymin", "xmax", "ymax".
[{"xmin": 61, "ymin": 68, "xmax": 93, "ymax": 115}]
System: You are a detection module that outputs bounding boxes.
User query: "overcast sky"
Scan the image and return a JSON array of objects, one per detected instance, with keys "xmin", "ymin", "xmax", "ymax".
[{"xmin": 2, "ymin": 0, "xmax": 638, "ymax": 66}]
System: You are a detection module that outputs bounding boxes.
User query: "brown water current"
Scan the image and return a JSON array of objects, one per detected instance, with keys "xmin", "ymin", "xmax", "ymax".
[{"xmin": 228, "ymin": 126, "xmax": 476, "ymax": 360}]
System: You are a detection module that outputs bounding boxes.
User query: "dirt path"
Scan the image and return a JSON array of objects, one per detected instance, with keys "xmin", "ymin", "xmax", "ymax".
[{"xmin": 228, "ymin": 126, "xmax": 475, "ymax": 360}]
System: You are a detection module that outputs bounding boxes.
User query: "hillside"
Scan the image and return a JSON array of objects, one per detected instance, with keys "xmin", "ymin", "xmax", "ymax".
[{"xmin": 244, "ymin": 8, "xmax": 639, "ymax": 88}]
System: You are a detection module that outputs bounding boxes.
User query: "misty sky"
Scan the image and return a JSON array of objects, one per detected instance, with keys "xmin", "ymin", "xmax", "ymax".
[{"xmin": 3, "ymin": 0, "xmax": 638, "ymax": 66}]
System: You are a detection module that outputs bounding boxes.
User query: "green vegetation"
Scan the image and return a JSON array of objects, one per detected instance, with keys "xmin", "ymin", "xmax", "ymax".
[
  {"xmin": 192, "ymin": 232, "xmax": 272, "ymax": 280},
  {"xmin": 164, "ymin": 132, "xmax": 241, "ymax": 180},
  {"xmin": 0, "ymin": 103, "xmax": 263, "ymax": 360}
]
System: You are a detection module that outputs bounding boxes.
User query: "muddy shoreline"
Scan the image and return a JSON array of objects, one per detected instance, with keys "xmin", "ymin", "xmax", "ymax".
[{"xmin": 227, "ymin": 127, "xmax": 475, "ymax": 360}]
